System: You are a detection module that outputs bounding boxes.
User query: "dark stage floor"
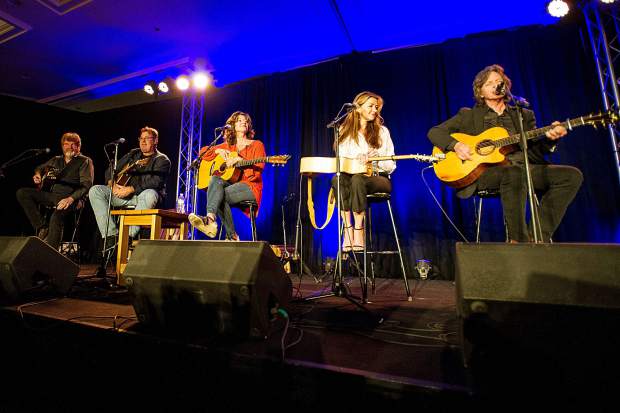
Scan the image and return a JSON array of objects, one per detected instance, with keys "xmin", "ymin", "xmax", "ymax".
[{"xmin": 1, "ymin": 263, "xmax": 617, "ymax": 411}]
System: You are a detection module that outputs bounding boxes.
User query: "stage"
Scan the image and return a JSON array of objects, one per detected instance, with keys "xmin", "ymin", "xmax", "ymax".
[{"xmin": 0, "ymin": 265, "xmax": 475, "ymax": 411}]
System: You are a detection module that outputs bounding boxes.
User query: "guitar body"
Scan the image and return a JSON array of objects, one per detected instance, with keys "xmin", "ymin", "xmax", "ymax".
[
  {"xmin": 113, "ymin": 157, "xmax": 150, "ymax": 187},
  {"xmin": 197, "ymin": 152, "xmax": 243, "ymax": 189},
  {"xmin": 433, "ymin": 127, "xmax": 515, "ymax": 188},
  {"xmin": 38, "ymin": 166, "xmax": 59, "ymax": 192}
]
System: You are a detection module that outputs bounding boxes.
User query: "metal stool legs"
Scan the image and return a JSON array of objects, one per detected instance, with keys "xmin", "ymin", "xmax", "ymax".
[{"xmin": 249, "ymin": 203, "xmax": 257, "ymax": 241}]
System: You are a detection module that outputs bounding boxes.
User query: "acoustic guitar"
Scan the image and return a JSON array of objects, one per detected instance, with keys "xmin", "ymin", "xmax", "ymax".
[
  {"xmin": 37, "ymin": 166, "xmax": 60, "ymax": 192},
  {"xmin": 197, "ymin": 152, "xmax": 290, "ymax": 189},
  {"xmin": 112, "ymin": 158, "xmax": 150, "ymax": 186},
  {"xmin": 300, "ymin": 153, "xmax": 443, "ymax": 175},
  {"xmin": 432, "ymin": 110, "xmax": 618, "ymax": 189}
]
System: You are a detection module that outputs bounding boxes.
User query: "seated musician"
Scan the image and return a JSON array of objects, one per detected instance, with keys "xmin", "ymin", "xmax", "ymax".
[
  {"xmin": 16, "ymin": 132, "xmax": 94, "ymax": 250},
  {"xmin": 427, "ymin": 64, "xmax": 582, "ymax": 242},
  {"xmin": 332, "ymin": 91, "xmax": 396, "ymax": 251},
  {"xmin": 89, "ymin": 126, "xmax": 171, "ymax": 248},
  {"xmin": 189, "ymin": 111, "xmax": 265, "ymax": 241}
]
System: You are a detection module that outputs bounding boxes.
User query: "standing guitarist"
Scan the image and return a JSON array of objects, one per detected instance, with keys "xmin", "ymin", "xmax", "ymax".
[
  {"xmin": 428, "ymin": 64, "xmax": 583, "ymax": 242},
  {"xmin": 16, "ymin": 132, "xmax": 94, "ymax": 250},
  {"xmin": 89, "ymin": 126, "xmax": 171, "ymax": 247},
  {"xmin": 189, "ymin": 111, "xmax": 265, "ymax": 241}
]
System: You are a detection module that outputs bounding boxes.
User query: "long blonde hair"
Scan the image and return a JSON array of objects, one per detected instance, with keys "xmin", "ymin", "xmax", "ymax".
[{"xmin": 335, "ymin": 91, "xmax": 384, "ymax": 150}]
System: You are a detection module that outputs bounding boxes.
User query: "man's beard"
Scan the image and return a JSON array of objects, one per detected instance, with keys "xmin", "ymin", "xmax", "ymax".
[{"xmin": 64, "ymin": 150, "xmax": 76, "ymax": 158}]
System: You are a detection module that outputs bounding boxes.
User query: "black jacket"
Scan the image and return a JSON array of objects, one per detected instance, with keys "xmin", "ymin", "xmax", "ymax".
[
  {"xmin": 105, "ymin": 148, "xmax": 171, "ymax": 198},
  {"xmin": 428, "ymin": 104, "xmax": 556, "ymax": 198},
  {"xmin": 36, "ymin": 154, "xmax": 94, "ymax": 200}
]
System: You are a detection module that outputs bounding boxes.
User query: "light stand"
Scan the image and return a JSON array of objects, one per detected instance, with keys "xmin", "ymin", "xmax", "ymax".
[{"xmin": 512, "ymin": 97, "xmax": 543, "ymax": 243}]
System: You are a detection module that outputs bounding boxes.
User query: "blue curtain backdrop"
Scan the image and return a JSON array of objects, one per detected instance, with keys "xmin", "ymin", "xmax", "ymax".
[
  {"xmin": 185, "ymin": 23, "xmax": 619, "ymax": 279},
  {"xmin": 3, "ymin": 22, "xmax": 617, "ymax": 278}
]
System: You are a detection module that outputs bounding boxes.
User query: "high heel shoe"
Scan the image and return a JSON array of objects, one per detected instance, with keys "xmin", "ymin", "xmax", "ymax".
[{"xmin": 352, "ymin": 226, "xmax": 365, "ymax": 252}]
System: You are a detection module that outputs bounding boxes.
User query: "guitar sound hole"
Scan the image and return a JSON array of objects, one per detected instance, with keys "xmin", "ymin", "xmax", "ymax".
[{"xmin": 476, "ymin": 140, "xmax": 496, "ymax": 156}]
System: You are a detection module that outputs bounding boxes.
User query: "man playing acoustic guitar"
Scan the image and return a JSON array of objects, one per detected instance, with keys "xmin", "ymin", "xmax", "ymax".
[
  {"xmin": 428, "ymin": 64, "xmax": 583, "ymax": 242},
  {"xmin": 89, "ymin": 126, "xmax": 170, "ymax": 248},
  {"xmin": 189, "ymin": 111, "xmax": 265, "ymax": 241},
  {"xmin": 16, "ymin": 132, "xmax": 94, "ymax": 250}
]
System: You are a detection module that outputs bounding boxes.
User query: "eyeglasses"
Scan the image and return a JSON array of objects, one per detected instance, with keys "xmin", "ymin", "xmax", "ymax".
[{"xmin": 138, "ymin": 137, "xmax": 154, "ymax": 142}]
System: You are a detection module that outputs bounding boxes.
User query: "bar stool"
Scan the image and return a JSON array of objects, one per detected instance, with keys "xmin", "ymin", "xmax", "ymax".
[
  {"xmin": 363, "ymin": 193, "xmax": 412, "ymax": 301},
  {"xmin": 218, "ymin": 200, "xmax": 258, "ymax": 241},
  {"xmin": 474, "ymin": 189, "xmax": 507, "ymax": 243}
]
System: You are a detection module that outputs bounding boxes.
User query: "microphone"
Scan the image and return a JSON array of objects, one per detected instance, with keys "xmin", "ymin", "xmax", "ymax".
[
  {"xmin": 32, "ymin": 148, "xmax": 51, "ymax": 154},
  {"xmin": 215, "ymin": 124, "xmax": 233, "ymax": 131},
  {"xmin": 495, "ymin": 81, "xmax": 506, "ymax": 96},
  {"xmin": 343, "ymin": 103, "xmax": 358, "ymax": 110},
  {"xmin": 105, "ymin": 138, "xmax": 126, "ymax": 146}
]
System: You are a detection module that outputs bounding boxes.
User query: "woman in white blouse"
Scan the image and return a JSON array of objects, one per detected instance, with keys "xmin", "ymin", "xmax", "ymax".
[{"xmin": 332, "ymin": 91, "xmax": 396, "ymax": 251}]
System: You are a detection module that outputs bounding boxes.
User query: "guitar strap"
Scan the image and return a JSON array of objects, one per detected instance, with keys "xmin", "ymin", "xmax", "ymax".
[{"xmin": 306, "ymin": 175, "xmax": 336, "ymax": 230}]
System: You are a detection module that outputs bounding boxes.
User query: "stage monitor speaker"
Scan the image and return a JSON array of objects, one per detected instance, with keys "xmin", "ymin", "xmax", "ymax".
[
  {"xmin": 123, "ymin": 240, "xmax": 292, "ymax": 339},
  {"xmin": 0, "ymin": 236, "xmax": 79, "ymax": 303},
  {"xmin": 455, "ymin": 242, "xmax": 620, "ymax": 396}
]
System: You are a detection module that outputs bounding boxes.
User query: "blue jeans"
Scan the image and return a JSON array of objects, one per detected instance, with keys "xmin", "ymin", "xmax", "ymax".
[
  {"xmin": 89, "ymin": 185, "xmax": 159, "ymax": 238},
  {"xmin": 206, "ymin": 176, "xmax": 255, "ymax": 239}
]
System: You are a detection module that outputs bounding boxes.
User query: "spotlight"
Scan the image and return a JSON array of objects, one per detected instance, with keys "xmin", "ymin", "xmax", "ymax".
[
  {"xmin": 600, "ymin": 0, "xmax": 615, "ymax": 4},
  {"xmin": 158, "ymin": 80, "xmax": 169, "ymax": 94},
  {"xmin": 143, "ymin": 80, "xmax": 157, "ymax": 95},
  {"xmin": 192, "ymin": 72, "xmax": 210, "ymax": 90},
  {"xmin": 547, "ymin": 0, "xmax": 569, "ymax": 17},
  {"xmin": 176, "ymin": 75, "xmax": 190, "ymax": 91}
]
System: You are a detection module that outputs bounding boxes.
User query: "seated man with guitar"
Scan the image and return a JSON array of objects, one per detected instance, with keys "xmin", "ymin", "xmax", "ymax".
[
  {"xmin": 16, "ymin": 132, "xmax": 94, "ymax": 250},
  {"xmin": 189, "ymin": 111, "xmax": 266, "ymax": 240},
  {"xmin": 428, "ymin": 64, "xmax": 583, "ymax": 242},
  {"xmin": 89, "ymin": 126, "xmax": 171, "ymax": 248},
  {"xmin": 332, "ymin": 91, "xmax": 396, "ymax": 251}
]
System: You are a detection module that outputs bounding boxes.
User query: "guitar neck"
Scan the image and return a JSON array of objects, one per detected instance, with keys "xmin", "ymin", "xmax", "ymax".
[
  {"xmin": 499, "ymin": 116, "xmax": 591, "ymax": 148},
  {"xmin": 236, "ymin": 157, "xmax": 270, "ymax": 167},
  {"xmin": 368, "ymin": 154, "xmax": 437, "ymax": 162}
]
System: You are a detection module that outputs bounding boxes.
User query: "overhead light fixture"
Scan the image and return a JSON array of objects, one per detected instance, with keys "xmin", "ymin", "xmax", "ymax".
[
  {"xmin": 158, "ymin": 80, "xmax": 170, "ymax": 94},
  {"xmin": 600, "ymin": 0, "xmax": 615, "ymax": 3},
  {"xmin": 176, "ymin": 75, "xmax": 190, "ymax": 91},
  {"xmin": 143, "ymin": 80, "xmax": 157, "ymax": 95},
  {"xmin": 547, "ymin": 0, "xmax": 569, "ymax": 17},
  {"xmin": 192, "ymin": 72, "xmax": 210, "ymax": 91}
]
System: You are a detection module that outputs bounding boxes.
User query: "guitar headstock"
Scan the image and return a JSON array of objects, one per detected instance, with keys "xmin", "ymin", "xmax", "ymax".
[
  {"xmin": 583, "ymin": 108, "xmax": 620, "ymax": 129},
  {"xmin": 268, "ymin": 154, "xmax": 291, "ymax": 166}
]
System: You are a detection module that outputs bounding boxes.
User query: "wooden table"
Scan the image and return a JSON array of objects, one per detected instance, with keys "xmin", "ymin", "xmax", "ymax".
[{"xmin": 111, "ymin": 209, "xmax": 189, "ymax": 283}]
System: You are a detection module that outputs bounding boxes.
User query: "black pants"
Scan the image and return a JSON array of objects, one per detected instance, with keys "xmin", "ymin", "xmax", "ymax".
[
  {"xmin": 16, "ymin": 188, "xmax": 70, "ymax": 249},
  {"xmin": 331, "ymin": 174, "xmax": 392, "ymax": 213},
  {"xmin": 477, "ymin": 164, "xmax": 583, "ymax": 242}
]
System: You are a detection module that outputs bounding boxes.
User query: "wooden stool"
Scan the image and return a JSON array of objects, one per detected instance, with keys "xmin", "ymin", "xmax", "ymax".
[{"xmin": 111, "ymin": 209, "xmax": 189, "ymax": 283}]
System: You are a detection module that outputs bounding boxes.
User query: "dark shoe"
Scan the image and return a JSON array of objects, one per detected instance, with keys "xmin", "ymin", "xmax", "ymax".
[{"xmin": 37, "ymin": 226, "xmax": 49, "ymax": 240}]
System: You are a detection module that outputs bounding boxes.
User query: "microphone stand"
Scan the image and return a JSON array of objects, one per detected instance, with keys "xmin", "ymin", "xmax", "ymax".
[
  {"xmin": 0, "ymin": 149, "xmax": 48, "ymax": 180},
  {"xmin": 302, "ymin": 104, "xmax": 380, "ymax": 321},
  {"xmin": 512, "ymin": 96, "xmax": 542, "ymax": 243},
  {"xmin": 94, "ymin": 142, "xmax": 121, "ymax": 283}
]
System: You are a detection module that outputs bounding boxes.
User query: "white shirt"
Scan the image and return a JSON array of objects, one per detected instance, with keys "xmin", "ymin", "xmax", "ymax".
[{"xmin": 337, "ymin": 125, "xmax": 396, "ymax": 174}]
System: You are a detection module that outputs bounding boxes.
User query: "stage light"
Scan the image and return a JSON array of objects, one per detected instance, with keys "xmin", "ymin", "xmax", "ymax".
[
  {"xmin": 600, "ymin": 0, "xmax": 615, "ymax": 4},
  {"xmin": 192, "ymin": 72, "xmax": 210, "ymax": 90},
  {"xmin": 176, "ymin": 75, "xmax": 190, "ymax": 91},
  {"xmin": 158, "ymin": 80, "xmax": 169, "ymax": 94},
  {"xmin": 547, "ymin": 0, "xmax": 569, "ymax": 17},
  {"xmin": 143, "ymin": 81, "xmax": 156, "ymax": 95}
]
